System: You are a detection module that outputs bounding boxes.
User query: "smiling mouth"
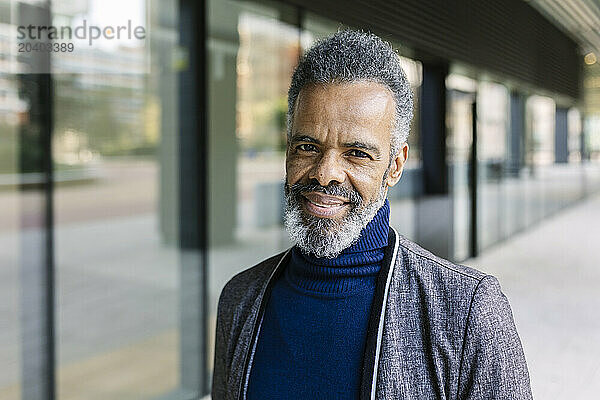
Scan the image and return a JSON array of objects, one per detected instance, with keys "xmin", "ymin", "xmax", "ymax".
[{"xmin": 301, "ymin": 192, "xmax": 350, "ymax": 218}]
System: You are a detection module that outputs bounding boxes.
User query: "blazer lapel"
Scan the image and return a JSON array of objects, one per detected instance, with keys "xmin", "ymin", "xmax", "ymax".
[
  {"xmin": 237, "ymin": 249, "xmax": 291, "ymax": 400},
  {"xmin": 360, "ymin": 227, "xmax": 400, "ymax": 400}
]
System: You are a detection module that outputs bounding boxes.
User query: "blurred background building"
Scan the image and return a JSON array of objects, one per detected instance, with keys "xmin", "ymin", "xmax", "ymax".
[{"xmin": 1, "ymin": 0, "xmax": 600, "ymax": 399}]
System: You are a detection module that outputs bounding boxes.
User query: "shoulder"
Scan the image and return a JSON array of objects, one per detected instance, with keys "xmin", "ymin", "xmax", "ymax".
[
  {"xmin": 466, "ymin": 273, "xmax": 516, "ymax": 334},
  {"xmin": 391, "ymin": 233, "xmax": 518, "ymax": 338},
  {"xmin": 395, "ymin": 233, "xmax": 487, "ymax": 282},
  {"xmin": 388, "ymin": 232, "xmax": 514, "ymax": 330}
]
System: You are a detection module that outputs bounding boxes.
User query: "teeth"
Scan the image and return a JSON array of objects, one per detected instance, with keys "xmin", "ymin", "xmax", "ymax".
[{"xmin": 308, "ymin": 199, "xmax": 342, "ymax": 208}]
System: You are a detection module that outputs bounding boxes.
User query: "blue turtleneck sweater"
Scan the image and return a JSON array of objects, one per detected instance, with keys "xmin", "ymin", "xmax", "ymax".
[{"xmin": 247, "ymin": 200, "xmax": 390, "ymax": 399}]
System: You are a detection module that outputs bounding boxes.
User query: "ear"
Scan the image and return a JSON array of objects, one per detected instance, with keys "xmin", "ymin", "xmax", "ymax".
[{"xmin": 385, "ymin": 143, "xmax": 409, "ymax": 188}]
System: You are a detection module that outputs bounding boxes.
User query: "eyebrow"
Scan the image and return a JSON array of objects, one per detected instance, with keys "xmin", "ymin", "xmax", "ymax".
[{"xmin": 290, "ymin": 134, "xmax": 320, "ymax": 144}]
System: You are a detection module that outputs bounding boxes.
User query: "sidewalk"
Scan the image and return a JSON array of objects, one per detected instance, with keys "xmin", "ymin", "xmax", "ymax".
[{"xmin": 466, "ymin": 192, "xmax": 600, "ymax": 400}]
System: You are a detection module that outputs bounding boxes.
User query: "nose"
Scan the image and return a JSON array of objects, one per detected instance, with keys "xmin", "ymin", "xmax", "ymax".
[{"xmin": 308, "ymin": 150, "xmax": 346, "ymax": 187}]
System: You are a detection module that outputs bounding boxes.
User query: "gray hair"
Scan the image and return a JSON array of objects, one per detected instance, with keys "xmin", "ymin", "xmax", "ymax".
[{"xmin": 287, "ymin": 29, "xmax": 414, "ymax": 158}]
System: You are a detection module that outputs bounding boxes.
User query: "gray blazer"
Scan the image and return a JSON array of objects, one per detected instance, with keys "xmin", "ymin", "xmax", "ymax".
[{"xmin": 212, "ymin": 227, "xmax": 533, "ymax": 399}]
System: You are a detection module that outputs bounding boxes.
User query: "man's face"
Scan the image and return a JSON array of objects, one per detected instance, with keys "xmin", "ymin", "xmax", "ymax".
[{"xmin": 284, "ymin": 81, "xmax": 408, "ymax": 257}]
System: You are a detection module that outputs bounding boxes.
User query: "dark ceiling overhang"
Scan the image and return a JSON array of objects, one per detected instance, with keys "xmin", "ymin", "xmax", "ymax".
[{"xmin": 278, "ymin": 0, "xmax": 582, "ymax": 101}]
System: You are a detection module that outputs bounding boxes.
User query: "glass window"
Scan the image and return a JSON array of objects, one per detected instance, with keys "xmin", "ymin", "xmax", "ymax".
[
  {"xmin": 446, "ymin": 88, "xmax": 474, "ymax": 261},
  {"xmin": 446, "ymin": 73, "xmax": 477, "ymax": 261},
  {"xmin": 3, "ymin": 3, "xmax": 54, "ymax": 399},
  {"xmin": 505, "ymin": 91, "xmax": 527, "ymax": 236},
  {"xmin": 51, "ymin": 0, "xmax": 185, "ymax": 398},
  {"xmin": 477, "ymin": 82, "xmax": 509, "ymax": 250},
  {"xmin": 568, "ymin": 108, "xmax": 582, "ymax": 163},
  {"xmin": 526, "ymin": 95, "xmax": 556, "ymax": 221},
  {"xmin": 207, "ymin": 0, "xmax": 299, "ymax": 383},
  {"xmin": 565, "ymin": 107, "xmax": 586, "ymax": 203},
  {"xmin": 0, "ymin": 74, "xmax": 21, "ymax": 400},
  {"xmin": 388, "ymin": 54, "xmax": 423, "ymax": 242}
]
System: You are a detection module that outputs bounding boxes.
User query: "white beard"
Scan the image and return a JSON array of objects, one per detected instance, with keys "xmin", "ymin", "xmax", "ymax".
[{"xmin": 283, "ymin": 180, "xmax": 387, "ymax": 259}]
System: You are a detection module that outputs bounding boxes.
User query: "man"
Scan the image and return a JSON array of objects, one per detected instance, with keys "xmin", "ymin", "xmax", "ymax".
[{"xmin": 212, "ymin": 30, "xmax": 532, "ymax": 400}]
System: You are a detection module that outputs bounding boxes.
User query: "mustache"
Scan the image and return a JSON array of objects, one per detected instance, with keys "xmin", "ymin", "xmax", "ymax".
[{"xmin": 286, "ymin": 181, "xmax": 362, "ymax": 206}]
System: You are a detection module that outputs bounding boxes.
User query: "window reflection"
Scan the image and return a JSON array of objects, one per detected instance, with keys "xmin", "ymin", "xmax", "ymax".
[
  {"xmin": 477, "ymin": 82, "xmax": 509, "ymax": 250},
  {"xmin": 526, "ymin": 95, "xmax": 555, "ymax": 222},
  {"xmin": 446, "ymin": 84, "xmax": 475, "ymax": 262},
  {"xmin": 52, "ymin": 0, "xmax": 181, "ymax": 398},
  {"xmin": 207, "ymin": 0, "xmax": 299, "ymax": 381},
  {"xmin": 0, "ymin": 73, "xmax": 21, "ymax": 400}
]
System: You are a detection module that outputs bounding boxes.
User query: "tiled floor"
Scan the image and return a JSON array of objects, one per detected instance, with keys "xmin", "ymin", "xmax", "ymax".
[{"xmin": 466, "ymin": 192, "xmax": 600, "ymax": 400}]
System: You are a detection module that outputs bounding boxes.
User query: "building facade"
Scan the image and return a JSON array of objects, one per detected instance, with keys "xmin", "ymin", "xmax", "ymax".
[{"xmin": 2, "ymin": 0, "xmax": 600, "ymax": 399}]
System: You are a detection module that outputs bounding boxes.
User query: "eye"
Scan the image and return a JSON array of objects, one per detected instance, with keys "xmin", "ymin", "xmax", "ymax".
[
  {"xmin": 347, "ymin": 149, "xmax": 371, "ymax": 159},
  {"xmin": 296, "ymin": 143, "xmax": 318, "ymax": 152}
]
